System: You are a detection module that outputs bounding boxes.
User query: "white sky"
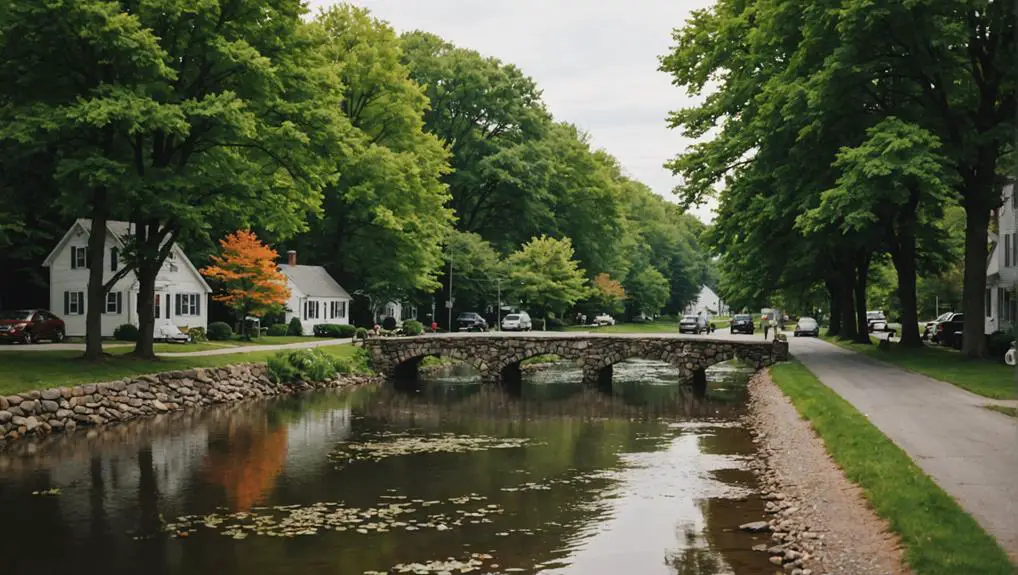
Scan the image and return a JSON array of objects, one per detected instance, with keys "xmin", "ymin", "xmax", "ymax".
[{"xmin": 306, "ymin": 0, "xmax": 718, "ymax": 223}]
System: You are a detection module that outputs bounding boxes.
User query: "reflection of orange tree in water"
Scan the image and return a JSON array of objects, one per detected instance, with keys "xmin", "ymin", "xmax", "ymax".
[{"xmin": 202, "ymin": 418, "xmax": 289, "ymax": 511}]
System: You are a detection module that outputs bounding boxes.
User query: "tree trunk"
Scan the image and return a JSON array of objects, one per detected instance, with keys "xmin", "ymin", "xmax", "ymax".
[
  {"xmin": 826, "ymin": 280, "xmax": 842, "ymax": 337},
  {"xmin": 133, "ymin": 260, "xmax": 157, "ymax": 359},
  {"xmin": 84, "ymin": 189, "xmax": 108, "ymax": 360},
  {"xmin": 891, "ymin": 231, "xmax": 922, "ymax": 347},
  {"xmin": 839, "ymin": 272, "xmax": 858, "ymax": 341},
  {"xmin": 961, "ymin": 203, "xmax": 991, "ymax": 357},
  {"xmin": 853, "ymin": 256, "xmax": 871, "ymax": 344}
]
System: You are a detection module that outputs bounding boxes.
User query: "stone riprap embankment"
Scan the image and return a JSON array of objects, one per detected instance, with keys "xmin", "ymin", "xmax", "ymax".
[{"xmin": 0, "ymin": 364, "xmax": 375, "ymax": 446}]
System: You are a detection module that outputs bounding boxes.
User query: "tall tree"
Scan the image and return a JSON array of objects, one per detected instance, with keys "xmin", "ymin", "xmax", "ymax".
[
  {"xmin": 625, "ymin": 267, "xmax": 671, "ymax": 318},
  {"xmin": 506, "ymin": 235, "xmax": 588, "ymax": 324}
]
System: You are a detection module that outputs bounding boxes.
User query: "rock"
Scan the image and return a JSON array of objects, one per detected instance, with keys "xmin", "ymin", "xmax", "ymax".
[
  {"xmin": 40, "ymin": 389, "xmax": 61, "ymax": 401},
  {"xmin": 791, "ymin": 570, "xmax": 803, "ymax": 575},
  {"xmin": 0, "ymin": 411, "xmax": 10, "ymax": 424},
  {"xmin": 152, "ymin": 400, "xmax": 169, "ymax": 412},
  {"xmin": 739, "ymin": 521, "xmax": 770, "ymax": 533},
  {"xmin": 752, "ymin": 544, "xmax": 768, "ymax": 552},
  {"xmin": 0, "ymin": 397, "xmax": 6, "ymax": 410},
  {"xmin": 41, "ymin": 400, "xmax": 59, "ymax": 413},
  {"xmin": 19, "ymin": 400, "xmax": 36, "ymax": 414},
  {"xmin": 5, "ymin": 395, "xmax": 22, "ymax": 406},
  {"xmin": 55, "ymin": 409, "xmax": 73, "ymax": 419},
  {"xmin": 769, "ymin": 556, "xmax": 784, "ymax": 566},
  {"xmin": 23, "ymin": 416, "xmax": 40, "ymax": 431}
]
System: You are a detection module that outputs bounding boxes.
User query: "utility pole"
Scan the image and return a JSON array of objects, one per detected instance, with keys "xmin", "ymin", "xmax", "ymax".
[
  {"xmin": 447, "ymin": 257, "xmax": 454, "ymax": 331},
  {"xmin": 496, "ymin": 277, "xmax": 502, "ymax": 331}
]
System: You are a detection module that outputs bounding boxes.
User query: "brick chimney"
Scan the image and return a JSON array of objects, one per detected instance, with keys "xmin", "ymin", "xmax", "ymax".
[{"xmin": 287, "ymin": 250, "xmax": 297, "ymax": 266}]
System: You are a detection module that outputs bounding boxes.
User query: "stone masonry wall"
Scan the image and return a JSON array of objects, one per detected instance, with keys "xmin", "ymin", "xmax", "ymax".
[{"xmin": 0, "ymin": 364, "xmax": 374, "ymax": 446}]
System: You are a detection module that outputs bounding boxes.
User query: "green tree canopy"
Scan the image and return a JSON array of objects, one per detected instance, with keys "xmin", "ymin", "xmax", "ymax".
[{"xmin": 506, "ymin": 235, "xmax": 589, "ymax": 319}]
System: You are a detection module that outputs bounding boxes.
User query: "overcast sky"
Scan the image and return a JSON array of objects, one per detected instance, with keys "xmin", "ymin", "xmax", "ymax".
[{"xmin": 306, "ymin": 0, "xmax": 717, "ymax": 223}]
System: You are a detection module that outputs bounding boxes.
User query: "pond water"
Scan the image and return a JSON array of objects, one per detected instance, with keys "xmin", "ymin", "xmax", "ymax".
[{"xmin": 0, "ymin": 360, "xmax": 777, "ymax": 575}]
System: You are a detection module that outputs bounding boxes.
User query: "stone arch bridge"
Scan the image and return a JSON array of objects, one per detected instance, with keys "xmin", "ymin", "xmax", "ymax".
[{"xmin": 363, "ymin": 334, "xmax": 788, "ymax": 387}]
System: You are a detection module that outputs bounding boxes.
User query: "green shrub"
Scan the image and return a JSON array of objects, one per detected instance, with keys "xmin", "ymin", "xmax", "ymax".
[
  {"xmin": 187, "ymin": 327, "xmax": 207, "ymax": 343},
  {"xmin": 313, "ymin": 324, "xmax": 358, "ymax": 338},
  {"xmin": 267, "ymin": 324, "xmax": 289, "ymax": 336},
  {"xmin": 207, "ymin": 322, "xmax": 233, "ymax": 341},
  {"xmin": 266, "ymin": 348, "xmax": 345, "ymax": 383},
  {"xmin": 287, "ymin": 317, "xmax": 304, "ymax": 336},
  {"xmin": 382, "ymin": 316, "xmax": 398, "ymax": 330},
  {"xmin": 113, "ymin": 323, "xmax": 139, "ymax": 341},
  {"xmin": 355, "ymin": 327, "xmax": 369, "ymax": 340},
  {"xmin": 402, "ymin": 319, "xmax": 424, "ymax": 336},
  {"xmin": 987, "ymin": 331, "xmax": 1012, "ymax": 359}
]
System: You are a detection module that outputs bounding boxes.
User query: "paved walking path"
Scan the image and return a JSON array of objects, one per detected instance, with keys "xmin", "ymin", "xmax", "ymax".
[{"xmin": 787, "ymin": 336, "xmax": 1018, "ymax": 558}]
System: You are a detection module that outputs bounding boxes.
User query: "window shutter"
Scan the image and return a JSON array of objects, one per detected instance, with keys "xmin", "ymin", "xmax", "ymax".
[
  {"xmin": 166, "ymin": 294, "xmax": 170, "ymax": 318},
  {"xmin": 195, "ymin": 294, "xmax": 201, "ymax": 316},
  {"xmin": 64, "ymin": 292, "xmax": 69, "ymax": 315},
  {"xmin": 70, "ymin": 247, "xmax": 77, "ymax": 269},
  {"xmin": 1013, "ymin": 234, "xmax": 1017, "ymax": 268},
  {"xmin": 175, "ymin": 294, "xmax": 181, "ymax": 315},
  {"xmin": 1006, "ymin": 235, "xmax": 1012, "ymax": 268},
  {"xmin": 77, "ymin": 292, "xmax": 85, "ymax": 315},
  {"xmin": 116, "ymin": 292, "xmax": 122, "ymax": 314}
]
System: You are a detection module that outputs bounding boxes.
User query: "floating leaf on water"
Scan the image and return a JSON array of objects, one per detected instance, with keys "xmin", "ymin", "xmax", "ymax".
[{"xmin": 31, "ymin": 488, "xmax": 61, "ymax": 496}]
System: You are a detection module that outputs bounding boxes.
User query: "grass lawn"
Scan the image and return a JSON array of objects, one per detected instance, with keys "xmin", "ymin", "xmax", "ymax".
[
  {"xmin": 985, "ymin": 405, "xmax": 1016, "ymax": 417},
  {"xmin": 564, "ymin": 320, "xmax": 680, "ymax": 333},
  {"xmin": 0, "ymin": 344, "xmax": 359, "ymax": 396},
  {"xmin": 821, "ymin": 334, "xmax": 1015, "ymax": 399},
  {"xmin": 770, "ymin": 362, "xmax": 1014, "ymax": 575}
]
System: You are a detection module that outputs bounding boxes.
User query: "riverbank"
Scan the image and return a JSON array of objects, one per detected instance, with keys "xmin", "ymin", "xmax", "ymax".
[
  {"xmin": 766, "ymin": 362, "xmax": 1014, "ymax": 574},
  {"xmin": 745, "ymin": 370, "xmax": 907, "ymax": 575},
  {"xmin": 0, "ymin": 362, "xmax": 378, "ymax": 446}
]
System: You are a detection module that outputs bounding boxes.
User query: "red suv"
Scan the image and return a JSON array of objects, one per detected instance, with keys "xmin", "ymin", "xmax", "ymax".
[{"xmin": 0, "ymin": 309, "xmax": 66, "ymax": 344}]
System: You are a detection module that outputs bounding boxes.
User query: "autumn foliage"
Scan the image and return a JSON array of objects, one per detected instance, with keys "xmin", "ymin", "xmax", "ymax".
[
  {"xmin": 201, "ymin": 230, "xmax": 290, "ymax": 328},
  {"xmin": 592, "ymin": 273, "xmax": 626, "ymax": 313}
]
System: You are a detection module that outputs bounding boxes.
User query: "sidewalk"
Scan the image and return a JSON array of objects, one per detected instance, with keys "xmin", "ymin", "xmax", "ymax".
[{"xmin": 788, "ymin": 336, "xmax": 1018, "ymax": 558}]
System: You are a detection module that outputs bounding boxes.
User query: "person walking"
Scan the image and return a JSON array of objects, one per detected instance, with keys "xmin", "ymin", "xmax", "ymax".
[{"xmin": 762, "ymin": 313, "xmax": 770, "ymax": 340}]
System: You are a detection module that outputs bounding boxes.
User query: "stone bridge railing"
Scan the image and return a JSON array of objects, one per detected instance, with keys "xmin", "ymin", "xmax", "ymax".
[{"xmin": 363, "ymin": 334, "xmax": 788, "ymax": 386}]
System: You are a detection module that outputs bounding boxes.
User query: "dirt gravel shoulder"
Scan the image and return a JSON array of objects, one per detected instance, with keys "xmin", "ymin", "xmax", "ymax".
[{"xmin": 744, "ymin": 371, "xmax": 910, "ymax": 575}]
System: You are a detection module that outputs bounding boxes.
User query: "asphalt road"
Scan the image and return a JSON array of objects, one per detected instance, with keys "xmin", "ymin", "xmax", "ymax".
[{"xmin": 787, "ymin": 335, "xmax": 1018, "ymax": 558}]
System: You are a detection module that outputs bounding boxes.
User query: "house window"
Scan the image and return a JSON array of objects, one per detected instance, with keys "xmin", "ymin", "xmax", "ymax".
[
  {"xmin": 110, "ymin": 247, "xmax": 118, "ymax": 271},
  {"xmin": 330, "ymin": 301, "xmax": 346, "ymax": 319},
  {"xmin": 104, "ymin": 292, "xmax": 122, "ymax": 314},
  {"xmin": 70, "ymin": 246, "xmax": 88, "ymax": 269},
  {"xmin": 64, "ymin": 291, "xmax": 84, "ymax": 315},
  {"xmin": 175, "ymin": 293, "xmax": 201, "ymax": 316},
  {"xmin": 304, "ymin": 300, "xmax": 320, "ymax": 320}
]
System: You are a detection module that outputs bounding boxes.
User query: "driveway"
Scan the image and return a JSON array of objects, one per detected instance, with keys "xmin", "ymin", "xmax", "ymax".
[{"xmin": 787, "ymin": 335, "xmax": 1018, "ymax": 558}]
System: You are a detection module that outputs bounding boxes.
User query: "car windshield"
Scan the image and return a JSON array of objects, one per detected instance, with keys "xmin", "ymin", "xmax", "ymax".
[
  {"xmin": 866, "ymin": 311, "xmax": 884, "ymax": 319},
  {"xmin": 681, "ymin": 315, "xmax": 697, "ymax": 321},
  {"xmin": 936, "ymin": 312, "xmax": 952, "ymax": 321},
  {"xmin": 0, "ymin": 310, "xmax": 32, "ymax": 320},
  {"xmin": 504, "ymin": 315, "xmax": 519, "ymax": 321},
  {"xmin": 457, "ymin": 313, "xmax": 476, "ymax": 320},
  {"xmin": 799, "ymin": 318, "xmax": 817, "ymax": 326},
  {"xmin": 734, "ymin": 314, "xmax": 751, "ymax": 321}
]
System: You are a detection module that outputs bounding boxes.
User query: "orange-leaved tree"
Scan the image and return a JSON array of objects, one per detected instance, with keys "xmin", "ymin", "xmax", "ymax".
[
  {"xmin": 592, "ymin": 273, "xmax": 626, "ymax": 314},
  {"xmin": 200, "ymin": 230, "xmax": 290, "ymax": 337}
]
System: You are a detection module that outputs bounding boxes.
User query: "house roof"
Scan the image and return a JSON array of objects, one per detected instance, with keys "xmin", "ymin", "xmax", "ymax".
[
  {"xmin": 279, "ymin": 264, "xmax": 351, "ymax": 299},
  {"xmin": 42, "ymin": 218, "xmax": 211, "ymax": 293}
]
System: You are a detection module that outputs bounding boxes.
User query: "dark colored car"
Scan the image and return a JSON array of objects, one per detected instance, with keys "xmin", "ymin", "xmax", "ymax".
[
  {"xmin": 933, "ymin": 312, "xmax": 964, "ymax": 348},
  {"xmin": 0, "ymin": 309, "xmax": 66, "ymax": 344},
  {"xmin": 922, "ymin": 312, "xmax": 953, "ymax": 341},
  {"xmin": 730, "ymin": 314, "xmax": 754, "ymax": 335},
  {"xmin": 456, "ymin": 312, "xmax": 488, "ymax": 332}
]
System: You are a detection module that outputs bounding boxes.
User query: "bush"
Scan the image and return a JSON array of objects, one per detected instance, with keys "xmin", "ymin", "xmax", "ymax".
[
  {"xmin": 287, "ymin": 316, "xmax": 304, "ymax": 336},
  {"xmin": 113, "ymin": 323, "xmax": 139, "ymax": 342},
  {"xmin": 402, "ymin": 319, "xmax": 424, "ymax": 336},
  {"xmin": 266, "ymin": 348, "xmax": 365, "ymax": 383},
  {"xmin": 545, "ymin": 316, "xmax": 566, "ymax": 330},
  {"xmin": 207, "ymin": 322, "xmax": 233, "ymax": 341},
  {"xmin": 313, "ymin": 324, "xmax": 358, "ymax": 338},
  {"xmin": 267, "ymin": 324, "xmax": 289, "ymax": 336},
  {"xmin": 987, "ymin": 331, "xmax": 1013, "ymax": 359},
  {"xmin": 187, "ymin": 327, "xmax": 207, "ymax": 343},
  {"xmin": 355, "ymin": 327, "xmax": 369, "ymax": 340},
  {"xmin": 382, "ymin": 316, "xmax": 398, "ymax": 330}
]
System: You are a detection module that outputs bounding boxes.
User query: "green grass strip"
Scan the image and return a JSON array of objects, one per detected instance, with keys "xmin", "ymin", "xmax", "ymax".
[
  {"xmin": 984, "ymin": 405, "xmax": 1016, "ymax": 418},
  {"xmin": 770, "ymin": 362, "xmax": 1014, "ymax": 575}
]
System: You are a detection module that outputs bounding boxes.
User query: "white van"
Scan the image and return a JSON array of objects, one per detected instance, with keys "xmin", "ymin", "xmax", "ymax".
[{"xmin": 501, "ymin": 311, "xmax": 533, "ymax": 331}]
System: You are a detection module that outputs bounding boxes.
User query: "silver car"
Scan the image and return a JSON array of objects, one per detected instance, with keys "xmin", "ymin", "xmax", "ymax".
[{"xmin": 501, "ymin": 312, "xmax": 532, "ymax": 331}]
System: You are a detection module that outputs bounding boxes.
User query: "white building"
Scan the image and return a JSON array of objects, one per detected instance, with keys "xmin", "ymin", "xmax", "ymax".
[
  {"xmin": 42, "ymin": 219, "xmax": 211, "ymax": 337},
  {"xmin": 986, "ymin": 181, "xmax": 1017, "ymax": 334},
  {"xmin": 684, "ymin": 285, "xmax": 728, "ymax": 316},
  {"xmin": 376, "ymin": 301, "xmax": 418, "ymax": 326},
  {"xmin": 279, "ymin": 251, "xmax": 352, "ymax": 334}
]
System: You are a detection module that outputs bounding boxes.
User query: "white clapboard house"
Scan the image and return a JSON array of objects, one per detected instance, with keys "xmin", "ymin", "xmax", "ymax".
[
  {"xmin": 986, "ymin": 181, "xmax": 1017, "ymax": 334},
  {"xmin": 279, "ymin": 250, "xmax": 353, "ymax": 334},
  {"xmin": 42, "ymin": 219, "xmax": 211, "ymax": 337}
]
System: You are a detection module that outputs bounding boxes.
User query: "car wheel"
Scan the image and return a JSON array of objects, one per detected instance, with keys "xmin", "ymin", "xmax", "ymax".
[
  {"xmin": 54, "ymin": 329, "xmax": 65, "ymax": 343},
  {"xmin": 22, "ymin": 331, "xmax": 33, "ymax": 345}
]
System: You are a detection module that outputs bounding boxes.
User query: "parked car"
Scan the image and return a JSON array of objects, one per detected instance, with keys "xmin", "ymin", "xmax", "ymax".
[
  {"xmin": 501, "ymin": 312, "xmax": 533, "ymax": 331},
  {"xmin": 592, "ymin": 313, "xmax": 616, "ymax": 326},
  {"xmin": 679, "ymin": 314, "xmax": 709, "ymax": 334},
  {"xmin": 456, "ymin": 312, "xmax": 488, "ymax": 332},
  {"xmin": 793, "ymin": 317, "xmax": 820, "ymax": 337},
  {"xmin": 866, "ymin": 311, "xmax": 896, "ymax": 336},
  {"xmin": 730, "ymin": 314, "xmax": 755, "ymax": 335},
  {"xmin": 932, "ymin": 312, "xmax": 964, "ymax": 348},
  {"xmin": 922, "ymin": 312, "xmax": 953, "ymax": 341},
  {"xmin": 0, "ymin": 309, "xmax": 66, "ymax": 344}
]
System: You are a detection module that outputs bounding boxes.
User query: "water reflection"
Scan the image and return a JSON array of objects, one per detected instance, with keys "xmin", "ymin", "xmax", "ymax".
[{"xmin": 0, "ymin": 361, "xmax": 776, "ymax": 575}]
